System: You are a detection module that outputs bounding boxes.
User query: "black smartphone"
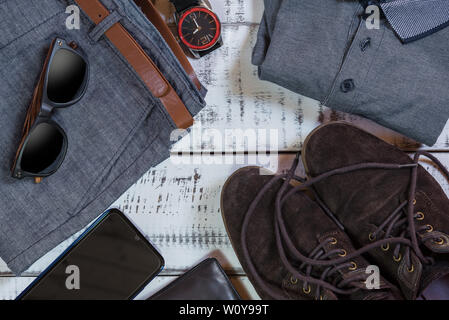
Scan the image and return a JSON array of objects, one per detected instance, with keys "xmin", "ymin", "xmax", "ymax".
[{"xmin": 17, "ymin": 209, "xmax": 164, "ymax": 300}]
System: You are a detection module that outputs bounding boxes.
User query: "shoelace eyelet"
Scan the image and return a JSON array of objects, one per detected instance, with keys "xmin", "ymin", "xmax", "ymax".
[
  {"xmin": 415, "ymin": 212, "xmax": 425, "ymax": 221},
  {"xmin": 393, "ymin": 253, "xmax": 402, "ymax": 263},
  {"xmin": 426, "ymin": 225, "xmax": 434, "ymax": 233},
  {"xmin": 290, "ymin": 276, "xmax": 298, "ymax": 285},
  {"xmin": 408, "ymin": 265, "xmax": 415, "ymax": 273},
  {"xmin": 338, "ymin": 249, "xmax": 347, "ymax": 257},
  {"xmin": 368, "ymin": 233, "xmax": 376, "ymax": 241},
  {"xmin": 349, "ymin": 261, "xmax": 357, "ymax": 271},
  {"xmin": 434, "ymin": 238, "xmax": 445, "ymax": 245},
  {"xmin": 303, "ymin": 285, "xmax": 311, "ymax": 294},
  {"xmin": 329, "ymin": 237, "xmax": 338, "ymax": 245},
  {"xmin": 381, "ymin": 243, "xmax": 390, "ymax": 251}
]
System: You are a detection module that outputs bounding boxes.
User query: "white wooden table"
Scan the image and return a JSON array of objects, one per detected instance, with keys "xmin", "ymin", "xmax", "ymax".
[{"xmin": 2, "ymin": 0, "xmax": 449, "ymax": 300}]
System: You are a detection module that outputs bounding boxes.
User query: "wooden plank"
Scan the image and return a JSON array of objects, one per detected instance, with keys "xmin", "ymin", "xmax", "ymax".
[
  {"xmin": 1, "ymin": 152, "xmax": 449, "ymax": 299},
  {"xmin": 1, "ymin": 152, "xmax": 448, "ymax": 274},
  {"xmin": 0, "ymin": 277, "xmax": 33, "ymax": 300},
  {"xmin": 172, "ymin": 23, "xmax": 449, "ymax": 153},
  {"xmin": 0, "ymin": 275, "xmax": 260, "ymax": 300},
  {"xmin": 173, "ymin": 24, "xmax": 320, "ymax": 153},
  {"xmin": 0, "ymin": 154, "xmax": 296, "ymax": 276},
  {"xmin": 2, "ymin": 0, "xmax": 449, "ymax": 301}
]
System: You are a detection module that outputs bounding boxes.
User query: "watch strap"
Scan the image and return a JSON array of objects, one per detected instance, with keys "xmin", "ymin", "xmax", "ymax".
[
  {"xmin": 133, "ymin": 0, "xmax": 202, "ymax": 91},
  {"xmin": 170, "ymin": 0, "xmax": 201, "ymax": 13},
  {"xmin": 74, "ymin": 0, "xmax": 194, "ymax": 129}
]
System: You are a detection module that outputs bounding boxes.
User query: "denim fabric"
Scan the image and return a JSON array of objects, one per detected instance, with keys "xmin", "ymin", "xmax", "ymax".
[
  {"xmin": 0, "ymin": 0, "xmax": 206, "ymax": 274},
  {"xmin": 253, "ymin": 0, "xmax": 449, "ymax": 146}
]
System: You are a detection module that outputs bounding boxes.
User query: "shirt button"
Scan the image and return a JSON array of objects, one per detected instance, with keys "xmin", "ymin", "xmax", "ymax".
[
  {"xmin": 360, "ymin": 37, "xmax": 371, "ymax": 51},
  {"xmin": 340, "ymin": 79, "xmax": 355, "ymax": 93}
]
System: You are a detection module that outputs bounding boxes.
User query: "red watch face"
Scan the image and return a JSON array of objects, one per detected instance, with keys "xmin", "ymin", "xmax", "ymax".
[{"xmin": 178, "ymin": 7, "xmax": 221, "ymax": 51}]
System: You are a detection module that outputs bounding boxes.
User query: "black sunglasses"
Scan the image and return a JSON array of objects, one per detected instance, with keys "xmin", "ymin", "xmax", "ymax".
[{"xmin": 12, "ymin": 38, "xmax": 89, "ymax": 183}]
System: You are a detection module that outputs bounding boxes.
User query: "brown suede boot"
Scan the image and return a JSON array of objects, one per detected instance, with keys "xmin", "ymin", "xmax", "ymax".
[
  {"xmin": 220, "ymin": 165, "xmax": 399, "ymax": 300},
  {"xmin": 302, "ymin": 122, "xmax": 449, "ymax": 300}
]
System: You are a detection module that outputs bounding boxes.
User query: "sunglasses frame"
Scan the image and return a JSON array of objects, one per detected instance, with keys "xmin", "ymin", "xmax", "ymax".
[{"xmin": 12, "ymin": 38, "xmax": 89, "ymax": 180}]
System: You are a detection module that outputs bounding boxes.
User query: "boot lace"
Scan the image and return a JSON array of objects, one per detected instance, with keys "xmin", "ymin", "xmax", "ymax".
[{"xmin": 240, "ymin": 150, "xmax": 446, "ymax": 299}]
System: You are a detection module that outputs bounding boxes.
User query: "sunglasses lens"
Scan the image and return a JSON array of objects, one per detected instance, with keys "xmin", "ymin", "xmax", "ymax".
[
  {"xmin": 20, "ymin": 123, "xmax": 65, "ymax": 174},
  {"xmin": 47, "ymin": 48, "xmax": 87, "ymax": 104}
]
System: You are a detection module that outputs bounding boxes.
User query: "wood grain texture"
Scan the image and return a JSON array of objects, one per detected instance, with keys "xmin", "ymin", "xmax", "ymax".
[
  {"xmin": 2, "ymin": 0, "xmax": 449, "ymax": 300},
  {"xmin": 0, "ymin": 275, "xmax": 259, "ymax": 300},
  {"xmin": 2, "ymin": 152, "xmax": 449, "ymax": 299},
  {"xmin": 0, "ymin": 156, "xmax": 277, "ymax": 276}
]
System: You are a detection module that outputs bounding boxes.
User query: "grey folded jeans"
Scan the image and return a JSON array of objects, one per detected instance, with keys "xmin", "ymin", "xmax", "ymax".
[
  {"xmin": 253, "ymin": 0, "xmax": 449, "ymax": 146},
  {"xmin": 0, "ymin": 0, "xmax": 206, "ymax": 274}
]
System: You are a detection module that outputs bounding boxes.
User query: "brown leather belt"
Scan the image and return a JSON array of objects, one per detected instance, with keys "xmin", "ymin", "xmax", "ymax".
[
  {"xmin": 74, "ymin": 0, "xmax": 197, "ymax": 129},
  {"xmin": 133, "ymin": 0, "xmax": 202, "ymax": 91}
]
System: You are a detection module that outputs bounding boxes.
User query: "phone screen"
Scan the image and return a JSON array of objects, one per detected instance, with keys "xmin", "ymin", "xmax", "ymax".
[{"xmin": 18, "ymin": 209, "xmax": 164, "ymax": 300}]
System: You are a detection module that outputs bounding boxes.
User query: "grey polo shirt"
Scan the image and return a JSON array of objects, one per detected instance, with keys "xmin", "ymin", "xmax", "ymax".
[{"xmin": 253, "ymin": 0, "xmax": 449, "ymax": 146}]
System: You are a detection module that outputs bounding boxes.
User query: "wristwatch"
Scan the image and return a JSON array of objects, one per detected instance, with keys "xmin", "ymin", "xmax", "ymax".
[{"xmin": 170, "ymin": 0, "xmax": 223, "ymax": 58}]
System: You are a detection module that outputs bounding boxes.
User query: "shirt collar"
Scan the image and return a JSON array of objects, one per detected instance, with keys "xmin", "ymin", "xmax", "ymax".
[{"xmin": 365, "ymin": 0, "xmax": 449, "ymax": 43}]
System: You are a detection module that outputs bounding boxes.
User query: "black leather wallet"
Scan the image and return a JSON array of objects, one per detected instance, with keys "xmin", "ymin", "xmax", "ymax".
[{"xmin": 149, "ymin": 258, "xmax": 241, "ymax": 300}]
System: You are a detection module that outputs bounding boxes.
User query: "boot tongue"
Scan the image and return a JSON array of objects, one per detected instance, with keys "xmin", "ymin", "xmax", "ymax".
[{"xmin": 396, "ymin": 252, "xmax": 423, "ymax": 300}]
